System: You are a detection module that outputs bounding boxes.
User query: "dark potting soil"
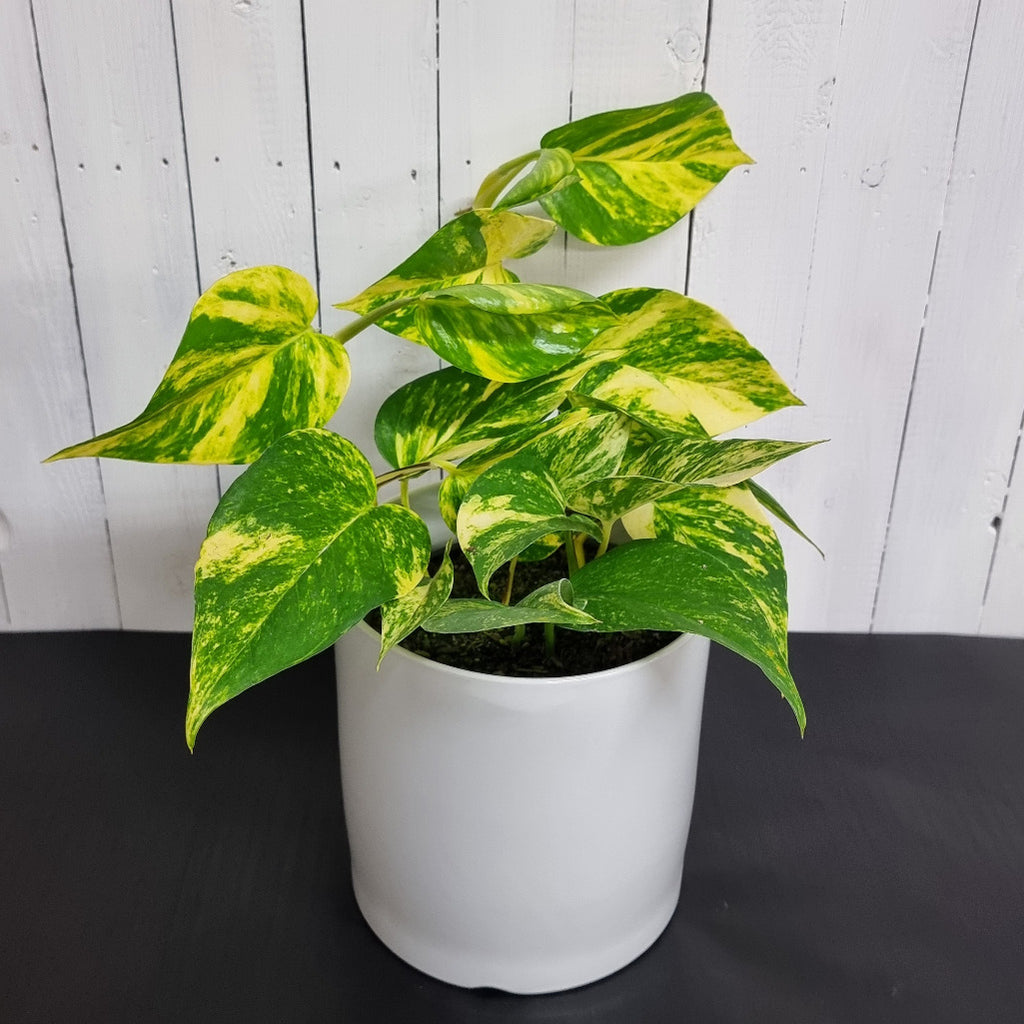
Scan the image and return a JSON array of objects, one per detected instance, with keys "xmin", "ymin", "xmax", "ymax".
[{"xmin": 372, "ymin": 545, "xmax": 679, "ymax": 679}]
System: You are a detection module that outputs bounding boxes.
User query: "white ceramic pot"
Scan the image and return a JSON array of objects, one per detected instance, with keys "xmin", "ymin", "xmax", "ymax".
[{"xmin": 334, "ymin": 622, "xmax": 709, "ymax": 994}]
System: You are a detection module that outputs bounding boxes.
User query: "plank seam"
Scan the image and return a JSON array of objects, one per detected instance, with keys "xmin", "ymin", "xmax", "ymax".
[
  {"xmin": 434, "ymin": 0, "xmax": 442, "ymax": 231},
  {"xmin": 167, "ymin": 0, "xmax": 202, "ymax": 298},
  {"xmin": 299, "ymin": 0, "xmax": 323, "ymax": 334},
  {"xmin": 793, "ymin": 0, "xmax": 847, "ymax": 388},
  {"xmin": 29, "ymin": 0, "xmax": 123, "ymax": 629},
  {"xmin": 869, "ymin": 0, "xmax": 984, "ymax": 632},
  {"xmin": 980, "ymin": 405, "xmax": 1024, "ymax": 627},
  {"xmin": 683, "ymin": 0, "xmax": 714, "ymax": 297}
]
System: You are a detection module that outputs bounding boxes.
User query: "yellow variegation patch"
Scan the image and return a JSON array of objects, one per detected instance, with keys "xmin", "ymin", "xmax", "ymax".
[
  {"xmin": 568, "ymin": 436, "xmax": 819, "ymax": 524},
  {"xmin": 48, "ymin": 267, "xmax": 349, "ymax": 465},
  {"xmin": 582, "ymin": 288, "xmax": 801, "ymax": 435}
]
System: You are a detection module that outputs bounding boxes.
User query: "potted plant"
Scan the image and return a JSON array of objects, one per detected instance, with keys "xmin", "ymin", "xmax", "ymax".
[{"xmin": 49, "ymin": 92, "xmax": 818, "ymax": 993}]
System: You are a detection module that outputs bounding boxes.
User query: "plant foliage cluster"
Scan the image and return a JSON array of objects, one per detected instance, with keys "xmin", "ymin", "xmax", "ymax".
[{"xmin": 49, "ymin": 93, "xmax": 820, "ymax": 748}]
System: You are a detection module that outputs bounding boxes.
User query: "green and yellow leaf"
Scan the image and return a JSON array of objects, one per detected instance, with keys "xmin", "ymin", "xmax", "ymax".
[
  {"xmin": 433, "ymin": 406, "xmax": 628, "ymax": 531},
  {"xmin": 536, "ymin": 92, "xmax": 752, "ymax": 245},
  {"xmin": 573, "ymin": 512, "xmax": 803, "ymax": 731},
  {"xmin": 373, "ymin": 365, "xmax": 571, "ymax": 469},
  {"xmin": 572, "ymin": 361, "xmax": 708, "ymax": 437},
  {"xmin": 335, "ymin": 209, "xmax": 556, "ymax": 342},
  {"xmin": 747, "ymin": 480, "xmax": 825, "ymax": 558},
  {"xmin": 186, "ymin": 428, "xmax": 431, "ymax": 749},
  {"xmin": 567, "ymin": 436, "xmax": 820, "ymax": 523},
  {"xmin": 493, "ymin": 147, "xmax": 578, "ymax": 210},
  {"xmin": 377, "ymin": 543, "xmax": 455, "ymax": 666},
  {"xmin": 48, "ymin": 266, "xmax": 349, "ymax": 465},
  {"xmin": 422, "ymin": 579, "xmax": 597, "ymax": 633},
  {"xmin": 412, "ymin": 283, "xmax": 617, "ymax": 382},
  {"xmin": 583, "ymin": 288, "xmax": 801, "ymax": 434},
  {"xmin": 457, "ymin": 453, "xmax": 602, "ymax": 594}
]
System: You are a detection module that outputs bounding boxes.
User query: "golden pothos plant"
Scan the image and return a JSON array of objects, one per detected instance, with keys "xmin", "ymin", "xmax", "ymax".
[{"xmin": 49, "ymin": 92, "xmax": 821, "ymax": 749}]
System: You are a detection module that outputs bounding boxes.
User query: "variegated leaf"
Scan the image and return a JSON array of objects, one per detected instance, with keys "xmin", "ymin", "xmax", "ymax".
[
  {"xmin": 334, "ymin": 209, "xmax": 555, "ymax": 343},
  {"xmin": 48, "ymin": 267, "xmax": 349, "ymax": 465},
  {"xmin": 747, "ymin": 480, "xmax": 825, "ymax": 558},
  {"xmin": 572, "ymin": 521, "xmax": 803, "ymax": 732},
  {"xmin": 572, "ymin": 361, "xmax": 708, "ymax": 437},
  {"xmin": 422, "ymin": 579, "xmax": 597, "ymax": 633},
  {"xmin": 186, "ymin": 428, "xmax": 431, "ymax": 749},
  {"xmin": 434, "ymin": 407, "xmax": 628, "ymax": 531},
  {"xmin": 374, "ymin": 365, "xmax": 570, "ymax": 469},
  {"xmin": 378, "ymin": 543, "xmax": 455, "ymax": 666},
  {"xmin": 536, "ymin": 92, "xmax": 752, "ymax": 245},
  {"xmin": 584, "ymin": 288, "xmax": 801, "ymax": 435},
  {"xmin": 568, "ymin": 437, "xmax": 820, "ymax": 524},
  {"xmin": 457, "ymin": 453, "xmax": 603, "ymax": 594},
  {"xmin": 412, "ymin": 283, "xmax": 617, "ymax": 383},
  {"xmin": 493, "ymin": 147, "xmax": 577, "ymax": 210}
]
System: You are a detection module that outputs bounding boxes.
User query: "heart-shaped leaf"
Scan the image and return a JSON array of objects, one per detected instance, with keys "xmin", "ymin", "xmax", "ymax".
[
  {"xmin": 457, "ymin": 453, "xmax": 603, "ymax": 594},
  {"xmin": 536, "ymin": 93, "xmax": 752, "ymax": 245},
  {"xmin": 335, "ymin": 209, "xmax": 555, "ymax": 342},
  {"xmin": 584, "ymin": 288, "xmax": 801, "ymax": 434},
  {"xmin": 48, "ymin": 267, "xmax": 349, "ymax": 465},
  {"xmin": 187, "ymin": 428, "xmax": 431, "ymax": 748}
]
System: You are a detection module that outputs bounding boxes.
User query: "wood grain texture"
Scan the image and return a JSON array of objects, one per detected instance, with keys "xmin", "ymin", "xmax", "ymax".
[
  {"xmin": 4, "ymin": 0, "xmax": 1023, "ymax": 637},
  {"xmin": 686, "ymin": 0, "xmax": 845, "ymax": 632},
  {"xmin": 0, "ymin": 1, "xmax": 119, "ymax": 629},
  {"xmin": 304, "ymin": 0, "xmax": 441, "ymax": 472},
  {"xmin": 749, "ymin": 0, "xmax": 979, "ymax": 631},
  {"xmin": 32, "ymin": 0, "xmax": 220, "ymax": 629},
  {"xmin": 437, "ymin": 0, "xmax": 574, "ymax": 287},
  {"xmin": 873, "ymin": 1, "xmax": 1024, "ymax": 637}
]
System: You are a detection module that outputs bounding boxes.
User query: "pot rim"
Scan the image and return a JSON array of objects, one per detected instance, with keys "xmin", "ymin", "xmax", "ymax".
[{"xmin": 350, "ymin": 618, "xmax": 703, "ymax": 689}]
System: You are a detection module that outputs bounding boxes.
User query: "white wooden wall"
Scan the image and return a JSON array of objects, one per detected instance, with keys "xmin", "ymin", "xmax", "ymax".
[{"xmin": 3, "ymin": 0, "xmax": 1022, "ymax": 637}]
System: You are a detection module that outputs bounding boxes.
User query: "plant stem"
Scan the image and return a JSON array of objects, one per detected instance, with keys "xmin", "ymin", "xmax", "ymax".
[
  {"xmin": 596, "ymin": 521, "xmax": 613, "ymax": 558},
  {"xmin": 399, "ymin": 478, "xmax": 410, "ymax": 509},
  {"xmin": 502, "ymin": 557, "xmax": 518, "ymax": 606},
  {"xmin": 375, "ymin": 462, "xmax": 432, "ymax": 489},
  {"xmin": 543, "ymin": 621, "xmax": 556, "ymax": 656},
  {"xmin": 573, "ymin": 533, "xmax": 587, "ymax": 569},
  {"xmin": 565, "ymin": 532, "xmax": 581, "ymax": 575},
  {"xmin": 473, "ymin": 150, "xmax": 540, "ymax": 209},
  {"xmin": 512, "ymin": 624, "xmax": 526, "ymax": 648},
  {"xmin": 332, "ymin": 295, "xmax": 419, "ymax": 346}
]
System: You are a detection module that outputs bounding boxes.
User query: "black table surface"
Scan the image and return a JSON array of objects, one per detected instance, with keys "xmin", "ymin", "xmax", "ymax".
[{"xmin": 1, "ymin": 631, "xmax": 1022, "ymax": 1023}]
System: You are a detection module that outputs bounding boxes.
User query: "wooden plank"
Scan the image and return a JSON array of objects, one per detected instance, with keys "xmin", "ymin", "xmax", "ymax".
[
  {"xmin": 982, "ymin": 434, "xmax": 1024, "ymax": 637},
  {"xmin": 687, "ymin": 1, "xmax": 846, "ymax": 631},
  {"xmin": 741, "ymin": 0, "xmax": 979, "ymax": 631},
  {"xmin": 170, "ymin": 0, "xmax": 318, "ymax": 492},
  {"xmin": 304, "ymin": 0, "xmax": 441, "ymax": 472},
  {"xmin": 873, "ymin": 1, "xmax": 1024, "ymax": 635},
  {"xmin": 563, "ymin": 0, "xmax": 711, "ymax": 298},
  {"xmin": 33, "ymin": 0, "xmax": 221, "ymax": 630},
  {"xmin": 437, "ymin": 0, "xmax": 575, "ymax": 287},
  {"xmin": 0, "ymin": 2, "xmax": 119, "ymax": 630}
]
